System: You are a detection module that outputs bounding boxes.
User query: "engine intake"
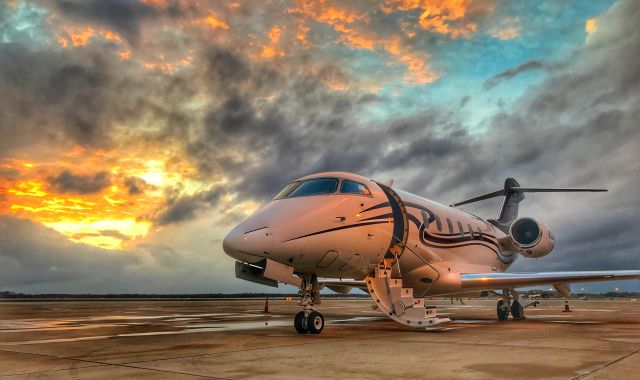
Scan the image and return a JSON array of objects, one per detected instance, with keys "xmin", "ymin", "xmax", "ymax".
[{"xmin": 509, "ymin": 217, "xmax": 555, "ymax": 258}]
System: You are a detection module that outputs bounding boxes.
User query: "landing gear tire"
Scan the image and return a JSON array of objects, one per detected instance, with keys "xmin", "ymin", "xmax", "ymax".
[
  {"xmin": 511, "ymin": 300, "xmax": 525, "ymax": 320},
  {"xmin": 294, "ymin": 311, "xmax": 307, "ymax": 334},
  {"xmin": 306, "ymin": 311, "xmax": 324, "ymax": 334},
  {"xmin": 497, "ymin": 300, "xmax": 509, "ymax": 321}
]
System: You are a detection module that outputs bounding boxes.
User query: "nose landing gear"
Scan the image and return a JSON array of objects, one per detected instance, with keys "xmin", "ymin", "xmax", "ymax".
[
  {"xmin": 294, "ymin": 274, "xmax": 325, "ymax": 334},
  {"xmin": 294, "ymin": 310, "xmax": 325, "ymax": 334}
]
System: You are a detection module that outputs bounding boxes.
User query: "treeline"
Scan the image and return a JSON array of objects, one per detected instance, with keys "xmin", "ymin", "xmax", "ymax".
[
  {"xmin": 0, "ymin": 290, "xmax": 369, "ymax": 299},
  {"xmin": 601, "ymin": 291, "xmax": 639, "ymax": 298}
]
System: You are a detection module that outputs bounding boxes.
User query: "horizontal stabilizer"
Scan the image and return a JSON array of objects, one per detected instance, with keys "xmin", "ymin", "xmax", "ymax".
[
  {"xmin": 451, "ymin": 186, "xmax": 607, "ymax": 207},
  {"xmin": 450, "ymin": 189, "xmax": 505, "ymax": 207},
  {"xmin": 510, "ymin": 187, "xmax": 608, "ymax": 193}
]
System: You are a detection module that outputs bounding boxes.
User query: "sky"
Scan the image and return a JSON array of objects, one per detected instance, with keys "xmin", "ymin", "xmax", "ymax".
[{"xmin": 0, "ymin": 0, "xmax": 638, "ymax": 294}]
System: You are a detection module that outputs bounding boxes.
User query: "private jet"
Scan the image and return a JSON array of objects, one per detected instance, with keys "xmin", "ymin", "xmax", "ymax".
[{"xmin": 223, "ymin": 172, "xmax": 640, "ymax": 334}]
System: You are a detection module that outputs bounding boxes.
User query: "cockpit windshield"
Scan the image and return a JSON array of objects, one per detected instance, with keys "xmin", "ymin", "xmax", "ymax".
[
  {"xmin": 273, "ymin": 181, "xmax": 301, "ymax": 200},
  {"xmin": 287, "ymin": 178, "xmax": 338, "ymax": 197},
  {"xmin": 340, "ymin": 180, "xmax": 371, "ymax": 196},
  {"xmin": 273, "ymin": 177, "xmax": 370, "ymax": 200}
]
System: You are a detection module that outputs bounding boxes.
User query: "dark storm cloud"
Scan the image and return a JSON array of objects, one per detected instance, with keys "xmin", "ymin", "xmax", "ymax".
[
  {"xmin": 47, "ymin": 170, "xmax": 111, "ymax": 194},
  {"xmin": 0, "ymin": 216, "xmax": 139, "ymax": 288},
  {"xmin": 99, "ymin": 229, "xmax": 131, "ymax": 241},
  {"xmin": 0, "ymin": 44, "xmax": 99, "ymax": 154},
  {"xmin": 0, "ymin": 167, "xmax": 20, "ymax": 180},
  {"xmin": 0, "ymin": 216, "xmax": 246, "ymax": 293},
  {"xmin": 0, "ymin": 39, "xmax": 197, "ymax": 160},
  {"xmin": 0, "ymin": 45, "xmax": 122, "ymax": 155},
  {"xmin": 156, "ymin": 196, "xmax": 200, "ymax": 225},
  {"xmin": 203, "ymin": 48, "xmax": 252, "ymax": 90},
  {"xmin": 124, "ymin": 176, "xmax": 148, "ymax": 195},
  {"xmin": 484, "ymin": 60, "xmax": 544, "ymax": 89},
  {"xmin": 459, "ymin": 96, "xmax": 470, "ymax": 108},
  {"xmin": 378, "ymin": 132, "xmax": 467, "ymax": 170},
  {"xmin": 155, "ymin": 187, "xmax": 225, "ymax": 226},
  {"xmin": 52, "ymin": 0, "xmax": 160, "ymax": 45}
]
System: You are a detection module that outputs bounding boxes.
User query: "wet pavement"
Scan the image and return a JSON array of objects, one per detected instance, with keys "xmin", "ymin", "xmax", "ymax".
[{"xmin": 0, "ymin": 298, "xmax": 638, "ymax": 379}]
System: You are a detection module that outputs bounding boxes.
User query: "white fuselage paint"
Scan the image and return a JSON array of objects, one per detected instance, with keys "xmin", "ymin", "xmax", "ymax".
[{"xmin": 223, "ymin": 172, "xmax": 516, "ymax": 296}]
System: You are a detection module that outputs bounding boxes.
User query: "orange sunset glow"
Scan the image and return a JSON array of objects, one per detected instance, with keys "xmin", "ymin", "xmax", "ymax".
[{"xmin": 0, "ymin": 147, "xmax": 208, "ymax": 249}]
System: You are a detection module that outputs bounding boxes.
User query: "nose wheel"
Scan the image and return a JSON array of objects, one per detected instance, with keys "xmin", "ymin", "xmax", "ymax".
[
  {"xmin": 294, "ymin": 310, "xmax": 325, "ymax": 334},
  {"xmin": 294, "ymin": 274, "xmax": 325, "ymax": 334}
]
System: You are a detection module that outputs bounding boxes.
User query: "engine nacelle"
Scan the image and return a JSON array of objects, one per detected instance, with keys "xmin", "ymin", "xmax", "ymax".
[{"xmin": 509, "ymin": 217, "xmax": 555, "ymax": 258}]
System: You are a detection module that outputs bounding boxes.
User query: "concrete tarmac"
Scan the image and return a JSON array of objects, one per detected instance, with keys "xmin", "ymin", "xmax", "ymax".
[{"xmin": 1, "ymin": 298, "xmax": 639, "ymax": 379}]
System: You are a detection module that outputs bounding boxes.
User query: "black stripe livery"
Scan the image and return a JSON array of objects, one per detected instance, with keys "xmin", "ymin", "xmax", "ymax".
[{"xmin": 282, "ymin": 220, "xmax": 389, "ymax": 243}]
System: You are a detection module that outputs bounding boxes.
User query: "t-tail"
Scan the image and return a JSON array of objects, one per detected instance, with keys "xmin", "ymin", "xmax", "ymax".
[{"xmin": 450, "ymin": 178, "xmax": 607, "ymax": 233}]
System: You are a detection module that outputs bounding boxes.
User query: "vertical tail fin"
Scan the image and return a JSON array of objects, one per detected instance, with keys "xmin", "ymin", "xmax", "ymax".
[{"xmin": 494, "ymin": 178, "xmax": 525, "ymax": 231}]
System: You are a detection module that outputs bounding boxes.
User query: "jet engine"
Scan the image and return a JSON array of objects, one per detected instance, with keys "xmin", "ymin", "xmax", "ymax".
[{"xmin": 508, "ymin": 217, "xmax": 555, "ymax": 258}]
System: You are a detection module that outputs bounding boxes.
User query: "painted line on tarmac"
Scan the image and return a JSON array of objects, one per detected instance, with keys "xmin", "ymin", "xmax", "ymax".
[
  {"xmin": 0, "ymin": 348, "xmax": 228, "ymax": 379},
  {"xmin": 572, "ymin": 348, "xmax": 640, "ymax": 379}
]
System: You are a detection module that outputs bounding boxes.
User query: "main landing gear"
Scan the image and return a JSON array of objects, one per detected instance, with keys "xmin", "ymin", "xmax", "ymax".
[
  {"xmin": 496, "ymin": 288, "xmax": 527, "ymax": 321},
  {"xmin": 294, "ymin": 274, "xmax": 325, "ymax": 334}
]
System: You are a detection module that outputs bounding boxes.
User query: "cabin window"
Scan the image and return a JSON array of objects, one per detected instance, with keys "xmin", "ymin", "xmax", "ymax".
[
  {"xmin": 273, "ymin": 181, "xmax": 301, "ymax": 199},
  {"xmin": 446, "ymin": 218, "xmax": 454, "ymax": 234},
  {"xmin": 457, "ymin": 221, "xmax": 464, "ymax": 237},
  {"xmin": 468, "ymin": 224, "xmax": 474, "ymax": 239},
  {"xmin": 434, "ymin": 214, "xmax": 442, "ymax": 231},
  {"xmin": 340, "ymin": 180, "xmax": 371, "ymax": 196},
  {"xmin": 287, "ymin": 178, "xmax": 338, "ymax": 197}
]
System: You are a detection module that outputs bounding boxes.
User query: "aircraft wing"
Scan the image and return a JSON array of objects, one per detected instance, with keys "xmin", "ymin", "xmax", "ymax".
[
  {"xmin": 321, "ymin": 271, "xmax": 639, "ymax": 295},
  {"xmin": 460, "ymin": 270, "xmax": 640, "ymax": 291}
]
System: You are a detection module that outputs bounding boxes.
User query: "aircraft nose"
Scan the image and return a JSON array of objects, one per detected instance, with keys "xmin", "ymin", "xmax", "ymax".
[{"xmin": 222, "ymin": 225, "xmax": 273, "ymax": 263}]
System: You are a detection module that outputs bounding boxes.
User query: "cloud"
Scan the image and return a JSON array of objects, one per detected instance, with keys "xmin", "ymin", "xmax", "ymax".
[
  {"xmin": 0, "ymin": 216, "xmax": 139, "ymax": 290},
  {"xmin": 0, "ymin": 43, "xmax": 170, "ymax": 158},
  {"xmin": 123, "ymin": 176, "xmax": 148, "ymax": 195},
  {"xmin": 484, "ymin": 60, "xmax": 545, "ymax": 89},
  {"xmin": 0, "ymin": 215, "xmax": 253, "ymax": 293},
  {"xmin": 154, "ymin": 187, "xmax": 225, "ymax": 226},
  {"xmin": 99, "ymin": 229, "xmax": 132, "ymax": 241},
  {"xmin": 47, "ymin": 170, "xmax": 111, "ymax": 194},
  {"xmin": 459, "ymin": 95, "xmax": 471, "ymax": 108},
  {"xmin": 52, "ymin": 0, "xmax": 161, "ymax": 45},
  {"xmin": 0, "ymin": 167, "xmax": 20, "ymax": 180}
]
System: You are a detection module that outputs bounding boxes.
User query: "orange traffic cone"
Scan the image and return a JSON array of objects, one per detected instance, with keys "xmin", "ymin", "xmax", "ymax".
[
  {"xmin": 264, "ymin": 296, "xmax": 269, "ymax": 313},
  {"xmin": 562, "ymin": 300, "xmax": 571, "ymax": 312}
]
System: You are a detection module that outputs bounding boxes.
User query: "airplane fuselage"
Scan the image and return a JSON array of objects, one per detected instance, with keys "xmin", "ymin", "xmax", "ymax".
[{"xmin": 223, "ymin": 172, "xmax": 515, "ymax": 296}]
